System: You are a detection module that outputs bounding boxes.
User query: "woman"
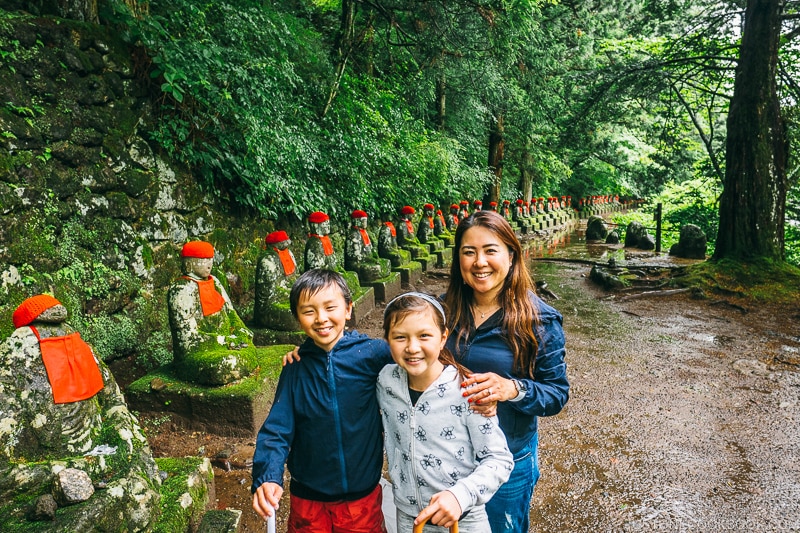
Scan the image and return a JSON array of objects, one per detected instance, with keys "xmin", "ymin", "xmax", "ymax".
[{"xmin": 444, "ymin": 210, "xmax": 569, "ymax": 533}]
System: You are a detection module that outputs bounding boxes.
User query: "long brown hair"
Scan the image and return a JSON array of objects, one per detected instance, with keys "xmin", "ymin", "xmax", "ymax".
[
  {"xmin": 444, "ymin": 211, "xmax": 540, "ymax": 378},
  {"xmin": 383, "ymin": 293, "xmax": 470, "ymax": 378}
]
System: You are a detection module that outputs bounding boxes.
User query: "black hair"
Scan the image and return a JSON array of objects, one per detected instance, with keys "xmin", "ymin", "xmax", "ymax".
[{"xmin": 289, "ymin": 269, "xmax": 352, "ymax": 318}]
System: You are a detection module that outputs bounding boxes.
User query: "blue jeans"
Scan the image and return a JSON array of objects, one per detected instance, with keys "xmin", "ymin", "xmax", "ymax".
[{"xmin": 485, "ymin": 433, "xmax": 540, "ymax": 533}]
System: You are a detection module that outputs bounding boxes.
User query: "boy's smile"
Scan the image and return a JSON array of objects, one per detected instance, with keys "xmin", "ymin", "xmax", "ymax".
[{"xmin": 296, "ymin": 284, "xmax": 352, "ymax": 352}]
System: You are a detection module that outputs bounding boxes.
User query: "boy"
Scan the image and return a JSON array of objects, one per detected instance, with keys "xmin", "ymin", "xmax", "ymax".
[{"xmin": 251, "ymin": 269, "xmax": 392, "ymax": 532}]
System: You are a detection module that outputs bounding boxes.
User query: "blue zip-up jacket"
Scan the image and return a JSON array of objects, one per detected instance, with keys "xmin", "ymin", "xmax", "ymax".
[
  {"xmin": 251, "ymin": 330, "xmax": 392, "ymax": 499},
  {"xmin": 445, "ymin": 292, "xmax": 569, "ymax": 454}
]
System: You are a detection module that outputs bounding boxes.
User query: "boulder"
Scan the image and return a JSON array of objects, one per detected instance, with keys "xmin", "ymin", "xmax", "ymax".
[{"xmin": 669, "ymin": 224, "xmax": 707, "ymax": 259}]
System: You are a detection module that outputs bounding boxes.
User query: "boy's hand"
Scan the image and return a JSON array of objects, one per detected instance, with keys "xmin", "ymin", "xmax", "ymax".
[
  {"xmin": 252, "ymin": 482, "xmax": 282, "ymax": 521},
  {"xmin": 415, "ymin": 490, "xmax": 462, "ymax": 528},
  {"xmin": 282, "ymin": 346, "xmax": 301, "ymax": 366}
]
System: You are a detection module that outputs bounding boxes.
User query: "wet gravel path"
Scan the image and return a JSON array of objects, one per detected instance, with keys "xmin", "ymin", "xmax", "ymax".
[{"xmin": 530, "ymin": 261, "xmax": 800, "ymax": 532}]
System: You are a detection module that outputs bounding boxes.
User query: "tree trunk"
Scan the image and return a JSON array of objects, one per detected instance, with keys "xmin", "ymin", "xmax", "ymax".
[
  {"xmin": 713, "ymin": 0, "xmax": 787, "ymax": 261},
  {"xmin": 321, "ymin": 0, "xmax": 356, "ymax": 119},
  {"xmin": 435, "ymin": 74, "xmax": 446, "ymax": 131},
  {"xmin": 487, "ymin": 114, "xmax": 504, "ymax": 204},
  {"xmin": 520, "ymin": 147, "xmax": 533, "ymax": 201}
]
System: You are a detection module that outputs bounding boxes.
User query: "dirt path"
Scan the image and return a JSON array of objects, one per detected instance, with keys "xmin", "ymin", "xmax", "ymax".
[{"xmin": 140, "ymin": 258, "xmax": 800, "ymax": 532}]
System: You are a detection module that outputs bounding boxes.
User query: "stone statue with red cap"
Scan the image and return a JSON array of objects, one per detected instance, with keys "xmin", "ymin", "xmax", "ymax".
[
  {"xmin": 458, "ymin": 200, "xmax": 470, "ymax": 220},
  {"xmin": 254, "ymin": 230, "xmax": 299, "ymax": 329},
  {"xmin": 304, "ymin": 211, "xmax": 338, "ymax": 271},
  {"xmin": 0, "ymin": 294, "xmax": 160, "ymax": 529},
  {"xmin": 396, "ymin": 205, "xmax": 430, "ymax": 262},
  {"xmin": 377, "ymin": 211, "xmax": 412, "ymax": 268},
  {"xmin": 447, "ymin": 203, "xmax": 460, "ymax": 232},
  {"xmin": 416, "ymin": 203, "xmax": 437, "ymax": 244},
  {"xmin": 167, "ymin": 240, "xmax": 257, "ymax": 385},
  {"xmin": 345, "ymin": 210, "xmax": 391, "ymax": 283}
]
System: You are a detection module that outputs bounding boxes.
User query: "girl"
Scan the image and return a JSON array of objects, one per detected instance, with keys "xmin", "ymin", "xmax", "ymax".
[{"xmin": 377, "ymin": 292, "xmax": 513, "ymax": 533}]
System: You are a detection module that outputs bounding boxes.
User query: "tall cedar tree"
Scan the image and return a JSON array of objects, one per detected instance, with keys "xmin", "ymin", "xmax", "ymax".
[{"xmin": 714, "ymin": 0, "xmax": 788, "ymax": 261}]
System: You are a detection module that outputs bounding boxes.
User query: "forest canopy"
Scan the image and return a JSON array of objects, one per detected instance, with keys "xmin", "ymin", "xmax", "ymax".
[{"xmin": 95, "ymin": 0, "xmax": 798, "ymax": 259}]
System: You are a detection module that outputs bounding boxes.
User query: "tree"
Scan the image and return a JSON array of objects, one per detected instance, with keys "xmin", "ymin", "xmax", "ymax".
[{"xmin": 714, "ymin": 0, "xmax": 788, "ymax": 261}]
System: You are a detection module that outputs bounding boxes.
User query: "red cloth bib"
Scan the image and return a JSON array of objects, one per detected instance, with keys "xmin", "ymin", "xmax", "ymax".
[
  {"xmin": 310, "ymin": 234, "xmax": 334, "ymax": 256},
  {"xmin": 358, "ymin": 228, "xmax": 371, "ymax": 247},
  {"xmin": 426, "ymin": 216, "xmax": 434, "ymax": 229},
  {"xmin": 383, "ymin": 221, "xmax": 397, "ymax": 237},
  {"xmin": 404, "ymin": 220, "xmax": 414, "ymax": 234},
  {"xmin": 275, "ymin": 247, "xmax": 296, "ymax": 276},
  {"xmin": 31, "ymin": 327, "xmax": 104, "ymax": 404},
  {"xmin": 437, "ymin": 214, "xmax": 446, "ymax": 227},
  {"xmin": 185, "ymin": 277, "xmax": 226, "ymax": 316}
]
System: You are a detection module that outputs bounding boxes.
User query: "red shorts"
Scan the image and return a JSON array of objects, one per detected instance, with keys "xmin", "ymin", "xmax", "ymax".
[{"xmin": 287, "ymin": 483, "xmax": 386, "ymax": 533}]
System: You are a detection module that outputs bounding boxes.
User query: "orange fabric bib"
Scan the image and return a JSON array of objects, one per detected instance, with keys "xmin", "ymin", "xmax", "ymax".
[
  {"xmin": 275, "ymin": 247, "xmax": 296, "ymax": 276},
  {"xmin": 186, "ymin": 277, "xmax": 226, "ymax": 316},
  {"xmin": 31, "ymin": 327, "xmax": 104, "ymax": 404},
  {"xmin": 404, "ymin": 220, "xmax": 414, "ymax": 234},
  {"xmin": 358, "ymin": 228, "xmax": 371, "ymax": 247},
  {"xmin": 383, "ymin": 221, "xmax": 396, "ymax": 237},
  {"xmin": 310, "ymin": 234, "xmax": 334, "ymax": 256},
  {"xmin": 426, "ymin": 216, "xmax": 434, "ymax": 229}
]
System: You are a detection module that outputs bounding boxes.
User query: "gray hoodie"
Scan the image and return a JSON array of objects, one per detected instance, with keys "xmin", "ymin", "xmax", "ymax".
[{"xmin": 377, "ymin": 364, "xmax": 513, "ymax": 518}]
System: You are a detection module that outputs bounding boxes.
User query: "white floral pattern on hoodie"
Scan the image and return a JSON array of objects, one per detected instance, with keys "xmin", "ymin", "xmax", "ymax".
[{"xmin": 377, "ymin": 364, "xmax": 513, "ymax": 519}]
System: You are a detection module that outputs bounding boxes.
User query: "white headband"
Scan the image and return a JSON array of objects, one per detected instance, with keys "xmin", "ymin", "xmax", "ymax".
[{"xmin": 384, "ymin": 292, "xmax": 446, "ymax": 322}]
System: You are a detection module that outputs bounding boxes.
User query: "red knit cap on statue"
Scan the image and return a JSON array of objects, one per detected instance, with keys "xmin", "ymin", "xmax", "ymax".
[
  {"xmin": 265, "ymin": 230, "xmax": 290, "ymax": 245},
  {"xmin": 516, "ymin": 199, "xmax": 524, "ymax": 204},
  {"xmin": 503, "ymin": 200, "xmax": 510, "ymax": 205},
  {"xmin": 489, "ymin": 201, "xmax": 498, "ymax": 207},
  {"xmin": 400, "ymin": 206, "xmax": 416, "ymax": 215},
  {"xmin": 308, "ymin": 211, "xmax": 330, "ymax": 223},
  {"xmin": 423, "ymin": 203, "xmax": 434, "ymax": 210},
  {"xmin": 460, "ymin": 201, "xmax": 469, "ymax": 206},
  {"xmin": 473, "ymin": 200, "xmax": 482, "ymax": 206},
  {"xmin": 450, "ymin": 204, "xmax": 459, "ymax": 209},
  {"xmin": 181, "ymin": 241, "xmax": 215, "ymax": 259},
  {"xmin": 351, "ymin": 210, "xmax": 368, "ymax": 219},
  {"xmin": 13, "ymin": 294, "xmax": 61, "ymax": 329}
]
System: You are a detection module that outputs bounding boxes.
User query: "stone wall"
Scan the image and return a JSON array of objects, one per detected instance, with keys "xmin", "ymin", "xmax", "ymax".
[{"xmin": 0, "ymin": 10, "xmax": 342, "ymax": 368}]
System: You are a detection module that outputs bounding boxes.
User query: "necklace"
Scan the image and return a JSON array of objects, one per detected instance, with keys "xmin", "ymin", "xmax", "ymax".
[{"xmin": 473, "ymin": 302, "xmax": 499, "ymax": 319}]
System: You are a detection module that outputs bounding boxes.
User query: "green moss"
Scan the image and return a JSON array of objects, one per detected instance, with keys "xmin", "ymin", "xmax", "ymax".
[
  {"xmin": 153, "ymin": 457, "xmax": 212, "ymax": 533},
  {"xmin": 128, "ymin": 344, "xmax": 289, "ymax": 398},
  {"xmin": 675, "ymin": 258, "xmax": 800, "ymax": 305}
]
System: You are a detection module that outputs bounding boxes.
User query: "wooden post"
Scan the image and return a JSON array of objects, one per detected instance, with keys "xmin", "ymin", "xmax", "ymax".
[{"xmin": 655, "ymin": 202, "xmax": 663, "ymax": 253}]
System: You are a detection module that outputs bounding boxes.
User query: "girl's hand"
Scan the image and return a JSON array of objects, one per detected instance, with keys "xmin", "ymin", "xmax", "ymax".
[
  {"xmin": 252, "ymin": 482, "xmax": 282, "ymax": 520},
  {"xmin": 282, "ymin": 346, "xmax": 301, "ymax": 366},
  {"xmin": 415, "ymin": 490, "xmax": 462, "ymax": 528},
  {"xmin": 461, "ymin": 372, "xmax": 517, "ymax": 404}
]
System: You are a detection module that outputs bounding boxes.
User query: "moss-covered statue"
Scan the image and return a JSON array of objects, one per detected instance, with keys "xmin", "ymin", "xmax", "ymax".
[
  {"xmin": 304, "ymin": 211, "xmax": 338, "ymax": 271},
  {"xmin": 396, "ymin": 205, "xmax": 429, "ymax": 261},
  {"xmin": 446, "ymin": 203, "xmax": 460, "ymax": 232},
  {"xmin": 345, "ymin": 210, "xmax": 391, "ymax": 283},
  {"xmin": 167, "ymin": 241, "xmax": 257, "ymax": 385},
  {"xmin": 488, "ymin": 201, "xmax": 498, "ymax": 212},
  {"xmin": 416, "ymin": 203, "xmax": 437, "ymax": 244},
  {"xmin": 377, "ymin": 214, "xmax": 411, "ymax": 268},
  {"xmin": 458, "ymin": 200, "xmax": 470, "ymax": 220},
  {"xmin": 501, "ymin": 199, "xmax": 512, "ymax": 221},
  {"xmin": 0, "ymin": 295, "xmax": 160, "ymax": 530},
  {"xmin": 253, "ymin": 230, "xmax": 299, "ymax": 330}
]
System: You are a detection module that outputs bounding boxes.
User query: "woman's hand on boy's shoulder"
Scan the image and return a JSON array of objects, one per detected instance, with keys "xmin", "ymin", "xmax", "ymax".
[
  {"xmin": 470, "ymin": 400, "xmax": 497, "ymax": 417},
  {"xmin": 282, "ymin": 346, "xmax": 301, "ymax": 366}
]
